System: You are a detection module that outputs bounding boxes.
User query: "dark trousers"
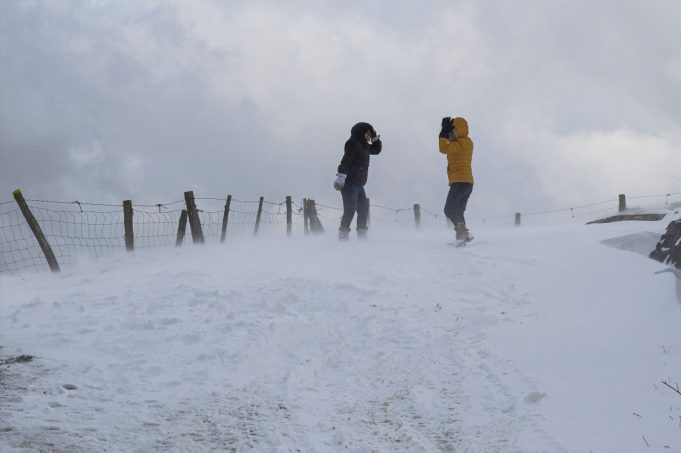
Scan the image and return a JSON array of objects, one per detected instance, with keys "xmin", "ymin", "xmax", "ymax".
[
  {"xmin": 444, "ymin": 183, "xmax": 473, "ymax": 225},
  {"xmin": 340, "ymin": 182, "xmax": 369, "ymax": 231}
]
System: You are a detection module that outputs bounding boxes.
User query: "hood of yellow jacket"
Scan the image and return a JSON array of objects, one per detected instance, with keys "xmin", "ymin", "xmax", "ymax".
[{"xmin": 452, "ymin": 117, "xmax": 469, "ymax": 138}]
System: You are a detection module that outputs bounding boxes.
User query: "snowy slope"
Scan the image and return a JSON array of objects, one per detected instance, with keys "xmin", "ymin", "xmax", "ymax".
[{"xmin": 1, "ymin": 216, "xmax": 680, "ymax": 452}]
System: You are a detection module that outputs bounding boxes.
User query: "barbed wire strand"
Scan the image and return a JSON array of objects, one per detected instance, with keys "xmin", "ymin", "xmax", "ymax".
[{"xmin": 2, "ymin": 190, "xmax": 679, "ymax": 273}]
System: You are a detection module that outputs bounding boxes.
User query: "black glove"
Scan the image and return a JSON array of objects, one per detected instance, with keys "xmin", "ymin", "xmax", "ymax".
[{"xmin": 440, "ymin": 117, "xmax": 453, "ymax": 137}]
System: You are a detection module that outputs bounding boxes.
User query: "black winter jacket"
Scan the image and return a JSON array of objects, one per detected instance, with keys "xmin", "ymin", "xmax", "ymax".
[{"xmin": 337, "ymin": 122, "xmax": 382, "ymax": 186}]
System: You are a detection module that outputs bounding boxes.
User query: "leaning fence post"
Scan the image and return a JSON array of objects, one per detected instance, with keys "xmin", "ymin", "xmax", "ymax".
[
  {"xmin": 183, "ymin": 191, "xmax": 204, "ymax": 244},
  {"xmin": 176, "ymin": 209, "xmax": 188, "ymax": 246},
  {"xmin": 308, "ymin": 200, "xmax": 325, "ymax": 234},
  {"xmin": 254, "ymin": 196, "xmax": 264, "ymax": 236},
  {"xmin": 413, "ymin": 203, "xmax": 421, "ymax": 229},
  {"xmin": 303, "ymin": 198, "xmax": 309, "ymax": 235},
  {"xmin": 12, "ymin": 189, "xmax": 60, "ymax": 272},
  {"xmin": 286, "ymin": 196, "xmax": 292, "ymax": 237},
  {"xmin": 221, "ymin": 195, "xmax": 232, "ymax": 243},
  {"xmin": 123, "ymin": 200, "xmax": 134, "ymax": 252},
  {"xmin": 515, "ymin": 212, "xmax": 521, "ymax": 226},
  {"xmin": 618, "ymin": 194, "xmax": 626, "ymax": 212}
]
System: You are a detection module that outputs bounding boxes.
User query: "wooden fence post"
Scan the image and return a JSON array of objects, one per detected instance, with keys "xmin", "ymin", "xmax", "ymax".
[
  {"xmin": 123, "ymin": 200, "xmax": 134, "ymax": 252},
  {"xmin": 286, "ymin": 196, "xmax": 292, "ymax": 237},
  {"xmin": 254, "ymin": 196, "xmax": 264, "ymax": 236},
  {"xmin": 413, "ymin": 203, "xmax": 421, "ymax": 229},
  {"xmin": 183, "ymin": 191, "xmax": 204, "ymax": 244},
  {"xmin": 618, "ymin": 194, "xmax": 627, "ymax": 212},
  {"xmin": 303, "ymin": 198, "xmax": 309, "ymax": 235},
  {"xmin": 176, "ymin": 209, "xmax": 188, "ymax": 246},
  {"xmin": 515, "ymin": 212, "xmax": 521, "ymax": 226},
  {"xmin": 12, "ymin": 189, "xmax": 60, "ymax": 272},
  {"xmin": 221, "ymin": 195, "xmax": 232, "ymax": 243},
  {"xmin": 307, "ymin": 200, "xmax": 325, "ymax": 234}
]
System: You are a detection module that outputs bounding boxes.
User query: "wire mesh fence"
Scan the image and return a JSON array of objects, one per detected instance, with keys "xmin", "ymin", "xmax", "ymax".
[
  {"xmin": 0, "ymin": 196, "xmax": 308, "ymax": 273},
  {"xmin": 1, "ymin": 191, "xmax": 680, "ymax": 274},
  {"xmin": 194, "ymin": 197, "xmax": 294, "ymax": 241}
]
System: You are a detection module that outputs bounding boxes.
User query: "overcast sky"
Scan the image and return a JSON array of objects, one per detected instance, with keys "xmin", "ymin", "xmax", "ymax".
[{"xmin": 2, "ymin": 0, "xmax": 680, "ymax": 219}]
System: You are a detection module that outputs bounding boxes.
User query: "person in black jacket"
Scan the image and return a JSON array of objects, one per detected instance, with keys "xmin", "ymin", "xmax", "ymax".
[{"xmin": 333, "ymin": 122, "xmax": 382, "ymax": 240}]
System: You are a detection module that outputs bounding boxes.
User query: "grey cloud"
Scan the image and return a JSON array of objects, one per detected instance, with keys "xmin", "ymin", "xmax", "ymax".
[{"xmin": 1, "ymin": 0, "xmax": 680, "ymax": 219}]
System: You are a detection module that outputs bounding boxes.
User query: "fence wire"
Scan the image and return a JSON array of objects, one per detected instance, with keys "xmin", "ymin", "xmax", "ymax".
[
  {"xmin": 2, "ymin": 191, "xmax": 680, "ymax": 273},
  {"xmin": 0, "ymin": 198, "xmax": 297, "ymax": 273}
]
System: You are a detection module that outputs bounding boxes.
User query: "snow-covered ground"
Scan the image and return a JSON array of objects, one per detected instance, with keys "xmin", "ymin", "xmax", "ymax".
[{"xmin": 1, "ymin": 215, "xmax": 680, "ymax": 452}]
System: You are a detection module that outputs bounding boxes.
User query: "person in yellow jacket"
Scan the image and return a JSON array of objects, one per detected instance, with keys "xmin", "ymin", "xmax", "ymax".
[{"xmin": 439, "ymin": 116, "xmax": 474, "ymax": 244}]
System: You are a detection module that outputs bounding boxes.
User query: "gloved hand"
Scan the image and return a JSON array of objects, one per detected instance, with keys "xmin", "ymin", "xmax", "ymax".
[
  {"xmin": 371, "ymin": 133, "xmax": 381, "ymax": 144},
  {"xmin": 440, "ymin": 117, "xmax": 453, "ymax": 138},
  {"xmin": 333, "ymin": 173, "xmax": 347, "ymax": 191}
]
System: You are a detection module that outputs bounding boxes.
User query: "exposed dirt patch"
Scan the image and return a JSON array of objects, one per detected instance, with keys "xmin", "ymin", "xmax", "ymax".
[{"xmin": 1, "ymin": 355, "xmax": 34, "ymax": 365}]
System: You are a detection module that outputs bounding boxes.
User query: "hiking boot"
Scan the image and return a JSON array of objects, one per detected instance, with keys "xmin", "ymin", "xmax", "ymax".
[
  {"xmin": 454, "ymin": 222, "xmax": 467, "ymax": 241},
  {"xmin": 455, "ymin": 222, "xmax": 474, "ymax": 244}
]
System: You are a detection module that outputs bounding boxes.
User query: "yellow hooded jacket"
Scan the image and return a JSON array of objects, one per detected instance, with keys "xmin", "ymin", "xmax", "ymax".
[{"xmin": 439, "ymin": 117, "xmax": 474, "ymax": 184}]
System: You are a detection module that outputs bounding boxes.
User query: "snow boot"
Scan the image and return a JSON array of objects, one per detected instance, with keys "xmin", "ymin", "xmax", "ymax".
[
  {"xmin": 339, "ymin": 228, "xmax": 350, "ymax": 241},
  {"xmin": 356, "ymin": 227, "xmax": 368, "ymax": 239},
  {"xmin": 455, "ymin": 222, "xmax": 474, "ymax": 246}
]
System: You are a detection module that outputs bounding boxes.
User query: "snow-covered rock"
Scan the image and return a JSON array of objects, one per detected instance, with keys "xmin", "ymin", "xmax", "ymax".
[{"xmin": 650, "ymin": 219, "xmax": 681, "ymax": 269}]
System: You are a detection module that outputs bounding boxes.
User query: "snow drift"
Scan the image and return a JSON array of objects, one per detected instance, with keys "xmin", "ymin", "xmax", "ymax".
[{"xmin": 1, "ymin": 216, "xmax": 680, "ymax": 452}]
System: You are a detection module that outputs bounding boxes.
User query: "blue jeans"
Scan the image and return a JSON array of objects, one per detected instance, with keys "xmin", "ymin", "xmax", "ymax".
[
  {"xmin": 444, "ymin": 183, "xmax": 473, "ymax": 225},
  {"xmin": 340, "ymin": 182, "xmax": 369, "ymax": 231}
]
